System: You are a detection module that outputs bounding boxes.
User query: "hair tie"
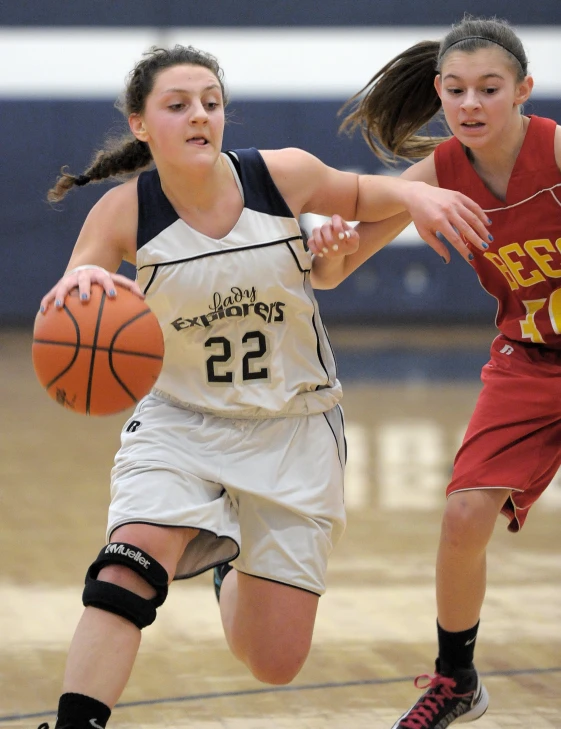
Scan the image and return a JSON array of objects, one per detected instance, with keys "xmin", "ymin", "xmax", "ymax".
[{"xmin": 74, "ymin": 174, "xmax": 91, "ymax": 187}]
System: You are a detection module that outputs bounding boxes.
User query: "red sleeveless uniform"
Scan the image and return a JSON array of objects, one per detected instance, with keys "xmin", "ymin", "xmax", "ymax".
[{"xmin": 434, "ymin": 115, "xmax": 561, "ymax": 530}]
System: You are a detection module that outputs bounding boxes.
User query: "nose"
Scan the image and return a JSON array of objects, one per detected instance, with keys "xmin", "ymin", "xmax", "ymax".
[
  {"xmin": 461, "ymin": 89, "xmax": 481, "ymax": 110},
  {"xmin": 189, "ymin": 100, "xmax": 208, "ymax": 124}
]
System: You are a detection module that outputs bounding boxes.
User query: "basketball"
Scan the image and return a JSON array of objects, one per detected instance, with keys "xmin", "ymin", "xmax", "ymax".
[{"xmin": 32, "ymin": 283, "xmax": 164, "ymax": 416}]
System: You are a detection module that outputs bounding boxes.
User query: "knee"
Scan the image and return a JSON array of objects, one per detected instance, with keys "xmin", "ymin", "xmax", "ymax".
[
  {"xmin": 83, "ymin": 543, "xmax": 169, "ymax": 630},
  {"xmin": 97, "ymin": 563, "xmax": 157, "ymax": 599},
  {"xmin": 441, "ymin": 494, "xmax": 495, "ymax": 550},
  {"xmin": 247, "ymin": 648, "xmax": 309, "ymax": 685}
]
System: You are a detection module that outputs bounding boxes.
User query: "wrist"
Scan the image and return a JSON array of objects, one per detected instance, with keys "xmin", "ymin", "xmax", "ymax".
[
  {"xmin": 66, "ymin": 264, "xmax": 109, "ymax": 276},
  {"xmin": 400, "ymin": 180, "xmax": 425, "ymax": 210}
]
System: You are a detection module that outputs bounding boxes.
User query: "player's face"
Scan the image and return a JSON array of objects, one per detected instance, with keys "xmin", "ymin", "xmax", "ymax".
[
  {"xmin": 130, "ymin": 64, "xmax": 225, "ymax": 168},
  {"xmin": 434, "ymin": 48, "xmax": 532, "ymax": 151}
]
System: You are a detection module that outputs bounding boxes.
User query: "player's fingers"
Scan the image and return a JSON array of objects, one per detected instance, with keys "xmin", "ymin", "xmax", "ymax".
[
  {"xmin": 329, "ymin": 215, "xmax": 346, "ymax": 250},
  {"xmin": 459, "ymin": 194, "xmax": 493, "ymax": 232},
  {"xmin": 431, "ymin": 231, "xmax": 452, "ymax": 263},
  {"xmin": 109, "ymin": 274, "xmax": 146, "ymax": 299},
  {"xmin": 319, "ymin": 221, "xmax": 337, "ymax": 253},
  {"xmin": 51, "ymin": 276, "xmax": 84, "ymax": 310},
  {"xmin": 75, "ymin": 271, "xmax": 96, "ymax": 302},
  {"xmin": 307, "ymin": 227, "xmax": 326, "ymax": 256},
  {"xmin": 414, "ymin": 222, "xmax": 451, "ymax": 261},
  {"xmin": 439, "ymin": 223, "xmax": 476, "ymax": 263},
  {"xmin": 338, "ymin": 227, "xmax": 358, "ymax": 246},
  {"xmin": 451, "ymin": 208, "xmax": 492, "ymax": 251},
  {"xmin": 39, "ymin": 285, "xmax": 59, "ymax": 314},
  {"xmin": 417, "ymin": 229, "xmax": 452, "ymax": 263}
]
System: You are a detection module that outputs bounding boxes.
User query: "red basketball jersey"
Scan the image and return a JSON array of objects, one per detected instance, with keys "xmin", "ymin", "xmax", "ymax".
[{"xmin": 435, "ymin": 115, "xmax": 561, "ymax": 347}]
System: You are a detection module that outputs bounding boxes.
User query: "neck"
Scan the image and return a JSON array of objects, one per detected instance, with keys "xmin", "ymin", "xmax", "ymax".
[
  {"xmin": 467, "ymin": 114, "xmax": 528, "ymax": 172},
  {"xmin": 157, "ymin": 154, "xmax": 232, "ymax": 212}
]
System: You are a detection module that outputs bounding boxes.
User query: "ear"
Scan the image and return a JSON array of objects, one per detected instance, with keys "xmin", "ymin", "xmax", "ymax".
[
  {"xmin": 434, "ymin": 74, "xmax": 443, "ymax": 101},
  {"xmin": 129, "ymin": 113, "xmax": 150, "ymax": 143},
  {"xmin": 515, "ymin": 75, "xmax": 534, "ymax": 106}
]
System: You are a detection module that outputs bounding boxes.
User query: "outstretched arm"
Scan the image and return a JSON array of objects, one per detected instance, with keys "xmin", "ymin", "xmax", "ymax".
[
  {"xmin": 263, "ymin": 147, "xmax": 491, "ymax": 262},
  {"xmin": 309, "ymin": 155, "xmax": 490, "ymax": 288}
]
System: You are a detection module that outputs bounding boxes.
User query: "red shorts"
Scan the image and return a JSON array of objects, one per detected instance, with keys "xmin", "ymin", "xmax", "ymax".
[{"xmin": 448, "ymin": 334, "xmax": 561, "ymax": 532}]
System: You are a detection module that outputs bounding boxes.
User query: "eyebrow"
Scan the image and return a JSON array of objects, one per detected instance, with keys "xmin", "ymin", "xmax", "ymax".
[
  {"xmin": 443, "ymin": 73, "xmax": 505, "ymax": 81},
  {"xmin": 161, "ymin": 84, "xmax": 221, "ymax": 95}
]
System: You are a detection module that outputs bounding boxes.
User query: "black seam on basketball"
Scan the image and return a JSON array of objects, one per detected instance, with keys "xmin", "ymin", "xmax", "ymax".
[
  {"xmin": 33, "ymin": 339, "xmax": 163, "ymax": 359},
  {"xmin": 107, "ymin": 310, "xmax": 157, "ymax": 404},
  {"xmin": 87, "ymin": 291, "xmax": 106, "ymax": 414},
  {"xmin": 44, "ymin": 306, "xmax": 81, "ymax": 389}
]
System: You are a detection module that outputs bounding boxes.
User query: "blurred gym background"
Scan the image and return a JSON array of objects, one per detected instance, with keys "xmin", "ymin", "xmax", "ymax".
[{"xmin": 1, "ymin": 3, "xmax": 561, "ymax": 727}]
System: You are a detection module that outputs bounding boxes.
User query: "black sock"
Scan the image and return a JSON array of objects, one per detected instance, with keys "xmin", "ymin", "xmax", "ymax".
[
  {"xmin": 55, "ymin": 692, "xmax": 111, "ymax": 729},
  {"xmin": 437, "ymin": 619, "xmax": 480, "ymax": 673}
]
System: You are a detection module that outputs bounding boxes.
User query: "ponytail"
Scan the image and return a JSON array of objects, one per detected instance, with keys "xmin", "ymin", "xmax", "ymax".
[{"xmin": 339, "ymin": 40, "xmax": 445, "ymax": 164}]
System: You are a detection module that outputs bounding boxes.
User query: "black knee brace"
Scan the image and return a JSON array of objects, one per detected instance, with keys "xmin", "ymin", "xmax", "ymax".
[{"xmin": 82, "ymin": 543, "xmax": 169, "ymax": 629}]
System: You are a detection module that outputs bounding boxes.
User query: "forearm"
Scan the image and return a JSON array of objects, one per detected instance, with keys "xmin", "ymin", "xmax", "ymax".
[
  {"xmin": 63, "ymin": 237, "xmax": 127, "ymax": 276},
  {"xmin": 355, "ymin": 175, "xmax": 423, "ymax": 221},
  {"xmin": 311, "ymin": 212, "xmax": 411, "ymax": 289}
]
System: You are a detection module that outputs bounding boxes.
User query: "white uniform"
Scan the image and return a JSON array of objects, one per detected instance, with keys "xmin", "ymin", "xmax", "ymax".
[{"xmin": 109, "ymin": 148, "xmax": 346, "ymax": 594}]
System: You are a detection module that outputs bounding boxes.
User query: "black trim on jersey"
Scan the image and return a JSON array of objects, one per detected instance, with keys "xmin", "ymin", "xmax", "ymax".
[
  {"xmin": 137, "ymin": 170, "xmax": 179, "ymax": 250},
  {"xmin": 285, "ymin": 240, "xmax": 311, "ymax": 273},
  {"xmin": 311, "ymin": 305, "xmax": 330, "ymax": 384},
  {"xmin": 142, "ymin": 266, "xmax": 160, "ymax": 295},
  {"xmin": 322, "ymin": 404, "xmax": 347, "ymax": 470},
  {"xmin": 141, "ymin": 236, "xmax": 301, "ymax": 293},
  {"xmin": 139, "ymin": 235, "xmax": 303, "ymax": 294},
  {"xmin": 299, "ymin": 270, "xmax": 331, "ymax": 385},
  {"xmin": 320, "ymin": 319, "xmax": 339, "ymax": 380},
  {"xmin": 223, "ymin": 150, "xmax": 242, "ymax": 179},
  {"xmin": 225, "ymin": 148, "xmax": 295, "ymax": 218}
]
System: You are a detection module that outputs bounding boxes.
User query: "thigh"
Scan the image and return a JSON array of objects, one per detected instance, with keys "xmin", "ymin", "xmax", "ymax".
[
  {"xmin": 223, "ymin": 571, "xmax": 319, "ymax": 677},
  {"xmin": 226, "ymin": 406, "xmax": 347, "ymax": 595},
  {"xmin": 108, "ymin": 523, "xmax": 198, "ymax": 587},
  {"xmin": 109, "ymin": 396, "xmax": 240, "ymax": 578},
  {"xmin": 448, "ymin": 337, "xmax": 561, "ymax": 528},
  {"xmin": 234, "ymin": 571, "xmax": 319, "ymax": 643}
]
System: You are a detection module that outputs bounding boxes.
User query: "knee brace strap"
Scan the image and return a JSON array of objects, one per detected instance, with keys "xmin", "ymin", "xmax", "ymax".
[{"xmin": 82, "ymin": 543, "xmax": 169, "ymax": 629}]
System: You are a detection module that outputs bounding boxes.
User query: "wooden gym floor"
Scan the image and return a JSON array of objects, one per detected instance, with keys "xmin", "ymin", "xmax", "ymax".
[{"xmin": 1, "ymin": 327, "xmax": 560, "ymax": 728}]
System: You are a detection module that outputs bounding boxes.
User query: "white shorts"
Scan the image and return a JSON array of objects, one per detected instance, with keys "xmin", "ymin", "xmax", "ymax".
[{"xmin": 109, "ymin": 394, "xmax": 346, "ymax": 595}]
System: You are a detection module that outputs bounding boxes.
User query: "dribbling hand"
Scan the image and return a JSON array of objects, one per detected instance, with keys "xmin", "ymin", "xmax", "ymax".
[{"xmin": 39, "ymin": 265, "xmax": 145, "ymax": 314}]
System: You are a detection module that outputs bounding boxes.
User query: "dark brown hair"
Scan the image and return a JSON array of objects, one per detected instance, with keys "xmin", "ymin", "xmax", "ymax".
[
  {"xmin": 339, "ymin": 16, "xmax": 529, "ymax": 164},
  {"xmin": 48, "ymin": 45, "xmax": 227, "ymax": 201}
]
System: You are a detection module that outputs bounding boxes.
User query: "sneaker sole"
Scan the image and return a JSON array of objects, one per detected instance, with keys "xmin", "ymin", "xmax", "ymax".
[{"xmin": 456, "ymin": 683, "xmax": 489, "ymax": 724}]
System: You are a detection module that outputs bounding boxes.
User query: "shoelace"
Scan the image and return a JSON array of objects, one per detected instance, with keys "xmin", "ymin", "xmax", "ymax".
[{"xmin": 398, "ymin": 673, "xmax": 473, "ymax": 729}]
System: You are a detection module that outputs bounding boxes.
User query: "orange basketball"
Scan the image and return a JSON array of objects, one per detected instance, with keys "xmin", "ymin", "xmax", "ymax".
[{"xmin": 32, "ymin": 283, "xmax": 164, "ymax": 416}]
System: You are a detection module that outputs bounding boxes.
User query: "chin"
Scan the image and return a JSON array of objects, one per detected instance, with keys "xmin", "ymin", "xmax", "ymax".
[{"xmin": 455, "ymin": 131, "xmax": 490, "ymax": 150}]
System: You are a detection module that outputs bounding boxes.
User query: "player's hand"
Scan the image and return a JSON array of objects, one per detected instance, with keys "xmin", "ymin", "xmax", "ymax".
[
  {"xmin": 39, "ymin": 265, "xmax": 145, "ymax": 314},
  {"xmin": 307, "ymin": 215, "xmax": 360, "ymax": 258},
  {"xmin": 406, "ymin": 182, "xmax": 492, "ymax": 264}
]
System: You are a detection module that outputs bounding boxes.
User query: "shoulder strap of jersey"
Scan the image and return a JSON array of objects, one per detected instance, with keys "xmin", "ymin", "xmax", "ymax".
[
  {"xmin": 137, "ymin": 169, "xmax": 179, "ymax": 250},
  {"xmin": 225, "ymin": 148, "xmax": 294, "ymax": 218}
]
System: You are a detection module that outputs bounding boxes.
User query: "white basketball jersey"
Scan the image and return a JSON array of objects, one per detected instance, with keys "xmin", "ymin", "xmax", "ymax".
[{"xmin": 136, "ymin": 148, "xmax": 342, "ymax": 418}]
